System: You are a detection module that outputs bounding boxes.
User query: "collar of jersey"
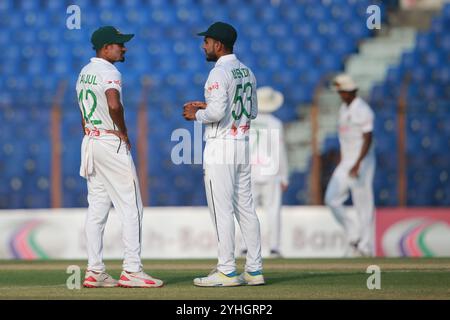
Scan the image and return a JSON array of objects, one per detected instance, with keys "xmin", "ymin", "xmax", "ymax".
[
  {"xmin": 215, "ymin": 54, "xmax": 237, "ymax": 67},
  {"xmin": 90, "ymin": 57, "xmax": 117, "ymax": 69}
]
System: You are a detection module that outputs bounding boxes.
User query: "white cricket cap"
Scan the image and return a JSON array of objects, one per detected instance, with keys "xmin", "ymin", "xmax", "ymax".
[
  {"xmin": 333, "ymin": 74, "xmax": 358, "ymax": 92},
  {"xmin": 257, "ymin": 86, "xmax": 284, "ymax": 113}
]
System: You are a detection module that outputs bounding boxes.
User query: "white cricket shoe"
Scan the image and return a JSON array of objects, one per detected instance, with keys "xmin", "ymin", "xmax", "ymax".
[
  {"xmin": 83, "ymin": 270, "xmax": 118, "ymax": 288},
  {"xmin": 238, "ymin": 270, "xmax": 265, "ymax": 286},
  {"xmin": 118, "ymin": 270, "xmax": 164, "ymax": 288},
  {"xmin": 193, "ymin": 269, "xmax": 241, "ymax": 287}
]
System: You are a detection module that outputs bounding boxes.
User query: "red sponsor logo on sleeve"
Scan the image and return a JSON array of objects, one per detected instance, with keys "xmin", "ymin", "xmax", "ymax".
[
  {"xmin": 107, "ymin": 80, "xmax": 122, "ymax": 86},
  {"xmin": 207, "ymin": 82, "xmax": 219, "ymax": 92}
]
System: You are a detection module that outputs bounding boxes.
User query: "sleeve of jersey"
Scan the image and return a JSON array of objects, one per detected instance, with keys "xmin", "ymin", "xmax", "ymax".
[
  {"xmin": 102, "ymin": 70, "xmax": 122, "ymax": 93},
  {"xmin": 250, "ymin": 75, "xmax": 258, "ymax": 120},
  {"xmin": 360, "ymin": 108, "xmax": 374, "ymax": 133},
  {"xmin": 195, "ymin": 68, "xmax": 228, "ymax": 124}
]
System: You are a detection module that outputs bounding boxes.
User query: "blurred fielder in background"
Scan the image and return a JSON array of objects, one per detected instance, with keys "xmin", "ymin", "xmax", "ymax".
[
  {"xmin": 183, "ymin": 22, "xmax": 265, "ymax": 287},
  {"xmin": 77, "ymin": 26, "xmax": 163, "ymax": 288},
  {"xmin": 241, "ymin": 86, "xmax": 289, "ymax": 258},
  {"xmin": 325, "ymin": 74, "xmax": 376, "ymax": 257}
]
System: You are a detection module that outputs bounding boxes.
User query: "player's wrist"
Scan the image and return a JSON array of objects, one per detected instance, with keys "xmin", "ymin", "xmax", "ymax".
[{"xmin": 194, "ymin": 108, "xmax": 201, "ymax": 121}]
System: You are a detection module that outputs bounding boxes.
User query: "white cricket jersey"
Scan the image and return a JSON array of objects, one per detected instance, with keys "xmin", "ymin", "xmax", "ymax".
[
  {"xmin": 76, "ymin": 57, "xmax": 123, "ymax": 132},
  {"xmin": 338, "ymin": 97, "xmax": 375, "ymax": 164},
  {"xmin": 195, "ymin": 54, "xmax": 258, "ymax": 140},
  {"xmin": 250, "ymin": 113, "xmax": 289, "ymax": 185}
]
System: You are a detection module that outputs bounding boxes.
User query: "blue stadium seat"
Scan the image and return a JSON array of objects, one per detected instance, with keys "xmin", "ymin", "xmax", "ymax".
[
  {"xmin": 375, "ymin": 186, "xmax": 398, "ymax": 206},
  {"xmin": 201, "ymin": 5, "xmax": 230, "ymax": 22},
  {"xmin": 273, "ymin": 105, "xmax": 298, "ymax": 122},
  {"xmin": 0, "ymin": 30, "xmax": 10, "ymax": 46},
  {"xmin": 407, "ymin": 153, "xmax": 428, "ymax": 169},
  {"xmin": 292, "ymin": 21, "xmax": 315, "ymax": 39},
  {"xmin": 416, "ymin": 32, "xmax": 436, "ymax": 52},
  {"xmin": 256, "ymin": 6, "xmax": 280, "ymax": 22},
  {"xmin": 44, "ymin": 0, "xmax": 66, "ymax": 11},
  {"xmin": 19, "ymin": 0, "xmax": 40, "ymax": 10},
  {"xmin": 0, "ymin": 0, "xmax": 398, "ymax": 208},
  {"xmin": 385, "ymin": 66, "xmax": 403, "ymax": 84},
  {"xmin": 422, "ymin": 50, "xmax": 445, "ymax": 68},
  {"xmin": 345, "ymin": 19, "xmax": 371, "ymax": 38},
  {"xmin": 280, "ymin": 4, "xmax": 305, "ymax": 22},
  {"xmin": 430, "ymin": 16, "xmax": 446, "ymax": 34},
  {"xmin": 257, "ymin": 53, "xmax": 283, "ymax": 70},
  {"xmin": 329, "ymin": 35, "xmax": 357, "ymax": 56},
  {"xmin": 443, "ymin": 2, "xmax": 450, "ymax": 17},
  {"xmin": 307, "ymin": 4, "xmax": 332, "ymax": 22},
  {"xmin": 0, "ymin": 0, "xmax": 13, "ymax": 11},
  {"xmin": 407, "ymin": 115, "xmax": 435, "ymax": 135},
  {"xmin": 400, "ymin": 50, "xmax": 420, "ymax": 69},
  {"xmin": 266, "ymin": 23, "xmax": 290, "ymax": 38},
  {"xmin": 307, "ymin": 36, "xmax": 328, "ymax": 55},
  {"xmin": 322, "ymin": 136, "xmax": 340, "ymax": 153},
  {"xmin": 410, "ymin": 65, "xmax": 431, "ymax": 84},
  {"xmin": 318, "ymin": 53, "xmax": 342, "ymax": 71},
  {"xmin": 172, "ymin": 0, "xmax": 195, "ymax": 7},
  {"xmin": 433, "ymin": 65, "xmax": 450, "ymax": 84},
  {"xmin": 375, "ymin": 131, "xmax": 397, "ymax": 154}
]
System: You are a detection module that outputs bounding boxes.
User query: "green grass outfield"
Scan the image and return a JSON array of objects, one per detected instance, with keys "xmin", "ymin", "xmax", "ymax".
[{"xmin": 0, "ymin": 258, "xmax": 449, "ymax": 300}]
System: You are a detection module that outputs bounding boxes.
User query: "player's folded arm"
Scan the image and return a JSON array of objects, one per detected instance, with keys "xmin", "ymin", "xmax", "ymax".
[
  {"xmin": 250, "ymin": 74, "xmax": 258, "ymax": 120},
  {"xmin": 250, "ymin": 89, "xmax": 258, "ymax": 120},
  {"xmin": 196, "ymin": 95, "xmax": 228, "ymax": 123},
  {"xmin": 196, "ymin": 69, "xmax": 228, "ymax": 123}
]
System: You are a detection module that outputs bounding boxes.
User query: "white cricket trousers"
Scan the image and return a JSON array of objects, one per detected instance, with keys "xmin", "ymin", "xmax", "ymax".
[
  {"xmin": 252, "ymin": 179, "xmax": 282, "ymax": 252},
  {"xmin": 324, "ymin": 154, "xmax": 376, "ymax": 256},
  {"xmin": 203, "ymin": 138, "xmax": 263, "ymax": 274},
  {"xmin": 81, "ymin": 135, "xmax": 144, "ymax": 273}
]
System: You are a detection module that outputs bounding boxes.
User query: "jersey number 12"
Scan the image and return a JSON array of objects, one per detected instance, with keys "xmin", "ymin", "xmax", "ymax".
[{"xmin": 78, "ymin": 89, "xmax": 102, "ymax": 125}]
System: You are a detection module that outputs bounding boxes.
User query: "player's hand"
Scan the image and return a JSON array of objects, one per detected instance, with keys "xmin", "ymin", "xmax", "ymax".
[
  {"xmin": 183, "ymin": 104, "xmax": 200, "ymax": 121},
  {"xmin": 106, "ymin": 130, "xmax": 131, "ymax": 151},
  {"xmin": 349, "ymin": 162, "xmax": 360, "ymax": 178},
  {"xmin": 123, "ymin": 136, "xmax": 131, "ymax": 151},
  {"xmin": 281, "ymin": 183, "xmax": 288, "ymax": 192},
  {"xmin": 184, "ymin": 101, "xmax": 207, "ymax": 109}
]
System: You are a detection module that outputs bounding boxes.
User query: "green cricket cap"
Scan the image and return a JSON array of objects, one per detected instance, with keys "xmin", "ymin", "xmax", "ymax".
[
  {"xmin": 197, "ymin": 22, "xmax": 237, "ymax": 48},
  {"xmin": 91, "ymin": 26, "xmax": 134, "ymax": 50}
]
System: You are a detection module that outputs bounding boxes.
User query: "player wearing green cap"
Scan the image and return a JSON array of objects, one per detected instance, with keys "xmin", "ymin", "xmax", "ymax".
[
  {"xmin": 184, "ymin": 22, "xmax": 265, "ymax": 287},
  {"xmin": 76, "ymin": 26, "xmax": 163, "ymax": 288}
]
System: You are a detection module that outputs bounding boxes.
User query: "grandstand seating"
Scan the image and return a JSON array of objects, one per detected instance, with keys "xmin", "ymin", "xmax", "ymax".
[
  {"xmin": 0, "ymin": 0, "xmax": 447, "ymax": 208},
  {"xmin": 369, "ymin": 3, "xmax": 450, "ymax": 206}
]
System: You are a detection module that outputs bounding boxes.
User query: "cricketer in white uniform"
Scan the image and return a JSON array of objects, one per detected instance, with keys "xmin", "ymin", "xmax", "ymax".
[
  {"xmin": 325, "ymin": 74, "xmax": 376, "ymax": 257},
  {"xmin": 76, "ymin": 26, "xmax": 163, "ymax": 288},
  {"xmin": 183, "ymin": 22, "xmax": 264, "ymax": 286},
  {"xmin": 242, "ymin": 86, "xmax": 289, "ymax": 258}
]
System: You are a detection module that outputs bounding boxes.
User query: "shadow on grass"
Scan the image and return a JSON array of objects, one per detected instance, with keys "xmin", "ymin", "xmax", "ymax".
[
  {"xmin": 267, "ymin": 272, "xmax": 361, "ymax": 286},
  {"xmin": 156, "ymin": 271, "xmax": 362, "ymax": 287}
]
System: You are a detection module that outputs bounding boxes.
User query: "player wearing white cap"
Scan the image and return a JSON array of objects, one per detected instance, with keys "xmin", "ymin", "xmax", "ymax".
[
  {"xmin": 325, "ymin": 74, "xmax": 376, "ymax": 257},
  {"xmin": 241, "ymin": 86, "xmax": 289, "ymax": 258},
  {"xmin": 183, "ymin": 22, "xmax": 264, "ymax": 286},
  {"xmin": 76, "ymin": 26, "xmax": 163, "ymax": 288}
]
